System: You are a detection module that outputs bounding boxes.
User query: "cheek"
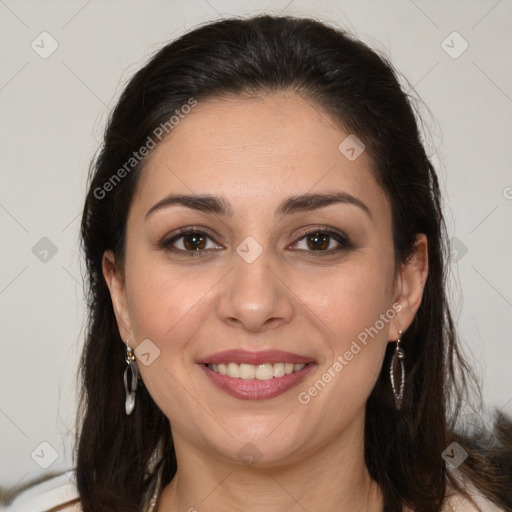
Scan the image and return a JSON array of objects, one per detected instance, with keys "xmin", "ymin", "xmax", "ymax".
[
  {"xmin": 125, "ymin": 257, "xmax": 213, "ymax": 343},
  {"xmin": 295, "ymin": 256, "xmax": 396, "ymax": 401},
  {"xmin": 123, "ymin": 260, "xmax": 217, "ymax": 422},
  {"xmin": 300, "ymin": 256, "xmax": 396, "ymax": 348}
]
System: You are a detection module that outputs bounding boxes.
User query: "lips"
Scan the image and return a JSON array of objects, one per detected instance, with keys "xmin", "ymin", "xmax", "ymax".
[
  {"xmin": 197, "ymin": 349, "xmax": 313, "ymax": 366},
  {"xmin": 197, "ymin": 349, "xmax": 316, "ymax": 400}
]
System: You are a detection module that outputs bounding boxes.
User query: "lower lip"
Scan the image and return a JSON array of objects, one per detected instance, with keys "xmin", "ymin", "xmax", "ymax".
[{"xmin": 199, "ymin": 363, "xmax": 316, "ymax": 400}]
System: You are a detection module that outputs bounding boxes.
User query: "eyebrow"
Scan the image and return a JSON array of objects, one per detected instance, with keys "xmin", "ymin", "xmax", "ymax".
[{"xmin": 145, "ymin": 191, "xmax": 371, "ymax": 219}]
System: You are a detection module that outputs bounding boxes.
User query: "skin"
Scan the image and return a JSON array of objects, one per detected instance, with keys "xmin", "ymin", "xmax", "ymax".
[{"xmin": 103, "ymin": 91, "xmax": 428, "ymax": 512}]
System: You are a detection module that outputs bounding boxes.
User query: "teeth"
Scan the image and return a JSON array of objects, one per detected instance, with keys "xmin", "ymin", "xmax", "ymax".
[
  {"xmin": 239, "ymin": 364, "xmax": 255, "ymax": 379},
  {"xmin": 207, "ymin": 362, "xmax": 307, "ymax": 379},
  {"xmin": 273, "ymin": 362, "xmax": 285, "ymax": 378},
  {"xmin": 227, "ymin": 362, "xmax": 239, "ymax": 378},
  {"xmin": 255, "ymin": 364, "xmax": 274, "ymax": 380}
]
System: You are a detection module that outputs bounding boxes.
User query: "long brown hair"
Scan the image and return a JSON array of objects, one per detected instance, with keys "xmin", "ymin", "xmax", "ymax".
[{"xmin": 76, "ymin": 15, "xmax": 511, "ymax": 512}]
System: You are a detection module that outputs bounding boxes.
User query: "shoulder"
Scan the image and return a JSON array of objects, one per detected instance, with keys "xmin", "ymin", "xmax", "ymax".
[
  {"xmin": 441, "ymin": 486, "xmax": 506, "ymax": 512},
  {"xmin": 2, "ymin": 470, "xmax": 81, "ymax": 512}
]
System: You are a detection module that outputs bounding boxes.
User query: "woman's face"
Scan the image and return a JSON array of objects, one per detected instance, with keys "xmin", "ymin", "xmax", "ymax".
[{"xmin": 105, "ymin": 92, "xmax": 426, "ymax": 467}]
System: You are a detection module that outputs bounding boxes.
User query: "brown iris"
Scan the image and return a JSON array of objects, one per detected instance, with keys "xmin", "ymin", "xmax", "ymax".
[
  {"xmin": 306, "ymin": 232, "xmax": 330, "ymax": 250},
  {"xmin": 183, "ymin": 233, "xmax": 207, "ymax": 251}
]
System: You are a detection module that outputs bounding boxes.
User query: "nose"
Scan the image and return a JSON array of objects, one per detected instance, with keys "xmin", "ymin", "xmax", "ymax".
[{"xmin": 216, "ymin": 244, "xmax": 295, "ymax": 333}]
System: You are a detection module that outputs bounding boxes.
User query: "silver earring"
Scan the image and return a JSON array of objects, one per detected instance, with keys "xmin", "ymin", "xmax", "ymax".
[
  {"xmin": 123, "ymin": 340, "xmax": 139, "ymax": 415},
  {"xmin": 390, "ymin": 330, "xmax": 405, "ymax": 410}
]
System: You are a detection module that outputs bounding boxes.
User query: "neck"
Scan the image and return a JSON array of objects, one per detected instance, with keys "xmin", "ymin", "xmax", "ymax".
[{"xmin": 157, "ymin": 413, "xmax": 383, "ymax": 512}]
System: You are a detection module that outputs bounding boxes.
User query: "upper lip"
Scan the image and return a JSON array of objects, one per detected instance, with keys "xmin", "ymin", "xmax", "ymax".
[{"xmin": 197, "ymin": 349, "xmax": 314, "ymax": 366}]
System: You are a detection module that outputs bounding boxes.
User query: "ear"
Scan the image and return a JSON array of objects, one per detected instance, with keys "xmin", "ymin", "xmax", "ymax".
[
  {"xmin": 388, "ymin": 234, "xmax": 429, "ymax": 340},
  {"xmin": 102, "ymin": 250, "xmax": 134, "ymax": 343}
]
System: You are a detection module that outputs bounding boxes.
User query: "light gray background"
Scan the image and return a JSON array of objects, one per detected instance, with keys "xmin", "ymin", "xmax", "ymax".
[{"xmin": 1, "ymin": 0, "xmax": 511, "ymax": 493}]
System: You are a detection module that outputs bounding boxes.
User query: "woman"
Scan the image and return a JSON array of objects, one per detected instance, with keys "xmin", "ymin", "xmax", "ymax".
[{"xmin": 5, "ymin": 14, "xmax": 511, "ymax": 512}]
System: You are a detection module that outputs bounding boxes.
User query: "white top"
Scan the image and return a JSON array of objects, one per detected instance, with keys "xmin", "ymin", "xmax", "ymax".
[
  {"xmin": 2, "ymin": 470, "xmax": 506, "ymax": 512},
  {"xmin": 2, "ymin": 471, "xmax": 80, "ymax": 512},
  {"xmin": 1, "ymin": 470, "xmax": 157, "ymax": 512}
]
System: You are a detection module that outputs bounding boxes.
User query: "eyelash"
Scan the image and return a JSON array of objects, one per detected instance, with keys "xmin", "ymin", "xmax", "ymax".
[{"xmin": 160, "ymin": 226, "xmax": 353, "ymax": 257}]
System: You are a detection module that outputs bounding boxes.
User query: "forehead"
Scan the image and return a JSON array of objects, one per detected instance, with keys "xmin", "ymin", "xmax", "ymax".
[{"xmin": 132, "ymin": 92, "xmax": 389, "ymax": 221}]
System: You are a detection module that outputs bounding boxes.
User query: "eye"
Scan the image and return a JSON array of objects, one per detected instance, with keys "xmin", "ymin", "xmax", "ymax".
[
  {"xmin": 161, "ymin": 228, "xmax": 223, "ymax": 255},
  {"xmin": 291, "ymin": 227, "xmax": 352, "ymax": 255},
  {"xmin": 160, "ymin": 226, "xmax": 353, "ymax": 257}
]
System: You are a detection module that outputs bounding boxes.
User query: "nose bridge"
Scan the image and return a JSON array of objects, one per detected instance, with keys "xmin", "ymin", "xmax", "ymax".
[{"xmin": 217, "ymin": 235, "xmax": 294, "ymax": 331}]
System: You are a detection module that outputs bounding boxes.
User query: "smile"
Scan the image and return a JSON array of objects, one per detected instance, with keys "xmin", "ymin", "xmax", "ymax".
[{"xmin": 199, "ymin": 358, "xmax": 315, "ymax": 400}]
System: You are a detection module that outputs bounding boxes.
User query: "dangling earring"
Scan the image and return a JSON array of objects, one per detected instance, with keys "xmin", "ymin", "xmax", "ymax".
[
  {"xmin": 123, "ymin": 340, "xmax": 139, "ymax": 415},
  {"xmin": 390, "ymin": 330, "xmax": 405, "ymax": 410}
]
